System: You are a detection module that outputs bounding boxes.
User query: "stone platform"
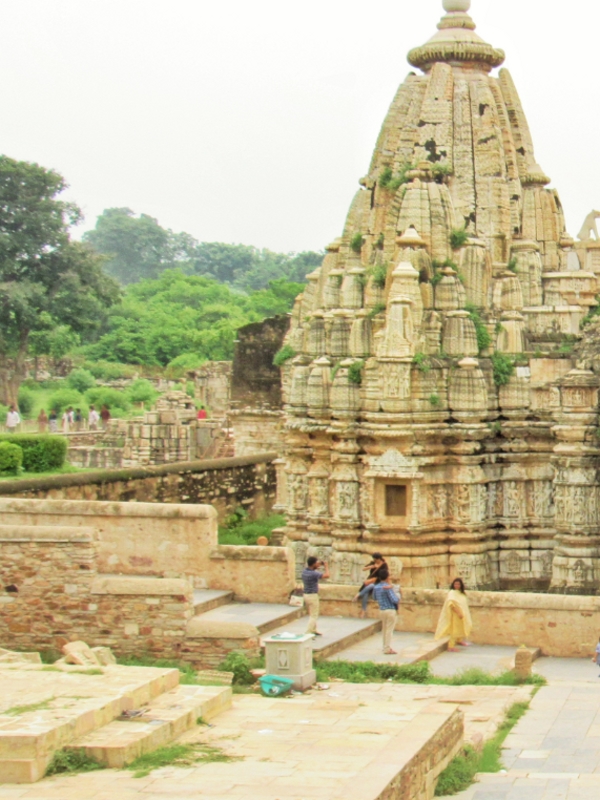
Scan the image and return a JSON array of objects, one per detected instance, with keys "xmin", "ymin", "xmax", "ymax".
[
  {"xmin": 0, "ymin": 661, "xmax": 231, "ymax": 783},
  {"xmin": 0, "ymin": 680, "xmax": 531, "ymax": 799}
]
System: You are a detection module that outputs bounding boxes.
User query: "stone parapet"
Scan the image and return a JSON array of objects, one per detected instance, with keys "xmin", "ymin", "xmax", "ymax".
[{"xmin": 209, "ymin": 545, "xmax": 295, "ymax": 603}]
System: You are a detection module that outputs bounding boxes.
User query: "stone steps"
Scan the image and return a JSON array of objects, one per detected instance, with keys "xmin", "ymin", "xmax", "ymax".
[
  {"xmin": 188, "ymin": 601, "xmax": 306, "ymax": 636},
  {"xmin": 262, "ymin": 615, "xmax": 382, "ymax": 660},
  {"xmin": 65, "ymin": 684, "xmax": 231, "ymax": 769},
  {"xmin": 193, "ymin": 588, "xmax": 234, "ymax": 615},
  {"xmin": 0, "ymin": 665, "xmax": 181, "ymax": 783}
]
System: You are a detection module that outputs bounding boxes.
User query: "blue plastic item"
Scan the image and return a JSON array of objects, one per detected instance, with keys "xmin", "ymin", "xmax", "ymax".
[{"xmin": 259, "ymin": 674, "xmax": 295, "ymax": 697}]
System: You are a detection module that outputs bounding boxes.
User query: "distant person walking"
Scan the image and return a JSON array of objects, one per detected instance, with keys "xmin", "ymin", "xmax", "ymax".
[
  {"xmin": 301, "ymin": 556, "xmax": 329, "ymax": 636},
  {"xmin": 5, "ymin": 405, "xmax": 20, "ymax": 433},
  {"xmin": 434, "ymin": 578, "xmax": 472, "ymax": 652},
  {"xmin": 48, "ymin": 409, "xmax": 58, "ymax": 433},
  {"xmin": 373, "ymin": 567, "xmax": 400, "ymax": 655},
  {"xmin": 197, "ymin": 405, "xmax": 207, "ymax": 420},
  {"xmin": 37, "ymin": 409, "xmax": 48, "ymax": 433},
  {"xmin": 100, "ymin": 405, "xmax": 110, "ymax": 430},
  {"xmin": 62, "ymin": 406, "xmax": 71, "ymax": 433},
  {"xmin": 74, "ymin": 408, "xmax": 83, "ymax": 431},
  {"xmin": 88, "ymin": 405, "xmax": 100, "ymax": 431}
]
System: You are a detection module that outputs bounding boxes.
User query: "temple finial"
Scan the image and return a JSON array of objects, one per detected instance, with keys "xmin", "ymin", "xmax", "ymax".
[{"xmin": 443, "ymin": 0, "xmax": 471, "ymax": 10}]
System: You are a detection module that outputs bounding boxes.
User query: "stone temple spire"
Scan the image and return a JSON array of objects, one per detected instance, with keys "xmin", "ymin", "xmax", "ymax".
[{"xmin": 409, "ymin": 0, "xmax": 505, "ymax": 72}]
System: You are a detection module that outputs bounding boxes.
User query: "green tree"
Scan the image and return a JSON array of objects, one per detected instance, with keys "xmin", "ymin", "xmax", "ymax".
[
  {"xmin": 0, "ymin": 156, "xmax": 120, "ymax": 405},
  {"xmin": 83, "ymin": 270, "xmax": 303, "ymax": 366}
]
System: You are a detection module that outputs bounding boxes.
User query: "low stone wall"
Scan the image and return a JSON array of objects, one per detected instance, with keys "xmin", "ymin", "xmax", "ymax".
[
  {"xmin": 91, "ymin": 576, "xmax": 194, "ymax": 660},
  {"xmin": 0, "ymin": 453, "xmax": 277, "ymax": 523},
  {"xmin": 0, "ymin": 525, "xmax": 98, "ymax": 652},
  {"xmin": 0, "ymin": 499, "xmax": 218, "ymax": 587},
  {"xmin": 209, "ymin": 545, "xmax": 295, "ymax": 603},
  {"xmin": 320, "ymin": 585, "xmax": 600, "ymax": 657}
]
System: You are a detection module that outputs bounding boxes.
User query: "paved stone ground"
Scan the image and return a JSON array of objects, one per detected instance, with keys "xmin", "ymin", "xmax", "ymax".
[
  {"xmin": 437, "ymin": 659, "xmax": 600, "ymax": 800},
  {"xmin": 0, "ymin": 683, "xmax": 530, "ymax": 799},
  {"xmin": 430, "ymin": 644, "xmax": 517, "ymax": 677},
  {"xmin": 327, "ymin": 630, "xmax": 437, "ymax": 664},
  {"xmin": 191, "ymin": 601, "xmax": 298, "ymax": 630}
]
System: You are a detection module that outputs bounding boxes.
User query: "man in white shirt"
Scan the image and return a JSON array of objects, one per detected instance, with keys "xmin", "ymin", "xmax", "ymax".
[
  {"xmin": 88, "ymin": 405, "xmax": 100, "ymax": 431},
  {"xmin": 6, "ymin": 405, "xmax": 20, "ymax": 433}
]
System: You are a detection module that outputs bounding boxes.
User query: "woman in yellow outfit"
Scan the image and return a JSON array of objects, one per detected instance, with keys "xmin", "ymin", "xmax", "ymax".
[{"xmin": 434, "ymin": 578, "xmax": 472, "ymax": 651}]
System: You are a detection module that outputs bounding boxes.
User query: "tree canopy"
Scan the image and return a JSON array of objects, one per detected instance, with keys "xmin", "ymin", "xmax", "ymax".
[
  {"xmin": 83, "ymin": 270, "xmax": 304, "ymax": 366},
  {"xmin": 84, "ymin": 207, "xmax": 323, "ymax": 290},
  {"xmin": 0, "ymin": 156, "xmax": 120, "ymax": 404}
]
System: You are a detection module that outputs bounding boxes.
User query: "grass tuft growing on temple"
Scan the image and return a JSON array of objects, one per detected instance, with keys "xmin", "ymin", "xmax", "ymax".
[
  {"xmin": 434, "ymin": 701, "xmax": 531, "ymax": 796},
  {"xmin": 218, "ymin": 511, "xmax": 285, "ymax": 546}
]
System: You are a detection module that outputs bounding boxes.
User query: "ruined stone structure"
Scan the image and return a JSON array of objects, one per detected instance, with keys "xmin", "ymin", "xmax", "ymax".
[{"xmin": 280, "ymin": 0, "xmax": 600, "ymax": 594}]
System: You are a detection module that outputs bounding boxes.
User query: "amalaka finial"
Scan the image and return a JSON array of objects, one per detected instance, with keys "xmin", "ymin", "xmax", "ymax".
[{"xmin": 443, "ymin": 0, "xmax": 471, "ymax": 10}]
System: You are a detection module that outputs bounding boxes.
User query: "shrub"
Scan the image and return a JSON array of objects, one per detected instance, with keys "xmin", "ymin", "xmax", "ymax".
[
  {"xmin": 0, "ymin": 441, "xmax": 23, "ymax": 474},
  {"xmin": 67, "ymin": 368, "xmax": 96, "ymax": 393},
  {"xmin": 369, "ymin": 263, "xmax": 388, "ymax": 289},
  {"xmin": 85, "ymin": 387, "xmax": 131, "ymax": 412},
  {"xmin": 273, "ymin": 345, "xmax": 296, "ymax": 367},
  {"xmin": 413, "ymin": 352, "xmax": 431, "ymax": 372},
  {"xmin": 128, "ymin": 379, "xmax": 157, "ymax": 405},
  {"xmin": 450, "ymin": 228, "xmax": 469, "ymax": 249},
  {"xmin": 507, "ymin": 257, "xmax": 518, "ymax": 273},
  {"xmin": 218, "ymin": 652, "xmax": 255, "ymax": 685},
  {"xmin": 465, "ymin": 305, "xmax": 492, "ymax": 354},
  {"xmin": 0, "ymin": 435, "xmax": 67, "ymax": 472},
  {"xmin": 17, "ymin": 386, "xmax": 35, "ymax": 418},
  {"xmin": 48, "ymin": 388, "xmax": 85, "ymax": 415},
  {"xmin": 367, "ymin": 302, "xmax": 386, "ymax": 319},
  {"xmin": 350, "ymin": 233, "xmax": 364, "ymax": 253},
  {"xmin": 348, "ymin": 361, "xmax": 364, "ymax": 385},
  {"xmin": 83, "ymin": 360, "xmax": 137, "ymax": 381},
  {"xmin": 491, "ymin": 352, "xmax": 515, "ymax": 386}
]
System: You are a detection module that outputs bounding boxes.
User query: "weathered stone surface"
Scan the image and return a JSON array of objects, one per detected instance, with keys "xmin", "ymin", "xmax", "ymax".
[
  {"xmin": 275, "ymin": 0, "xmax": 600, "ymax": 595},
  {"xmin": 63, "ymin": 641, "xmax": 102, "ymax": 667}
]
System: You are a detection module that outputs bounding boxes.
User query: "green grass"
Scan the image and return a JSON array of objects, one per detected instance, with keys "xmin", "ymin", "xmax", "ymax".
[
  {"xmin": 45, "ymin": 749, "xmax": 105, "ymax": 776},
  {"xmin": 0, "ymin": 465, "xmax": 96, "ymax": 482},
  {"xmin": 218, "ymin": 513, "xmax": 285, "ymax": 546},
  {"xmin": 4, "ymin": 699, "xmax": 54, "ymax": 716},
  {"xmin": 435, "ymin": 701, "xmax": 531, "ymax": 796},
  {"xmin": 315, "ymin": 660, "xmax": 546, "ymax": 688},
  {"xmin": 116, "ymin": 655, "xmax": 206, "ymax": 685},
  {"xmin": 126, "ymin": 742, "xmax": 240, "ymax": 778}
]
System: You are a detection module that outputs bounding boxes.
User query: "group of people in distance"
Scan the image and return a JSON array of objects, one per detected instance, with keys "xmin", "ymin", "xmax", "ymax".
[
  {"xmin": 301, "ymin": 553, "xmax": 472, "ymax": 656},
  {"xmin": 37, "ymin": 405, "xmax": 111, "ymax": 433}
]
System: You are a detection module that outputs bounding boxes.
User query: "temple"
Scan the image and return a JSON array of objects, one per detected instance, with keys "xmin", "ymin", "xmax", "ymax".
[{"xmin": 278, "ymin": 0, "xmax": 600, "ymax": 594}]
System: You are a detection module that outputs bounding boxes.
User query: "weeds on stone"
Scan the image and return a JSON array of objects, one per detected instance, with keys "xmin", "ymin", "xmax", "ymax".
[
  {"xmin": 218, "ymin": 509, "xmax": 285, "ymax": 546},
  {"xmin": 434, "ymin": 701, "xmax": 531, "ymax": 796},
  {"xmin": 126, "ymin": 742, "xmax": 240, "ymax": 778},
  {"xmin": 117, "ymin": 655, "xmax": 202, "ymax": 686},
  {"xmin": 45, "ymin": 749, "xmax": 104, "ymax": 777},
  {"xmin": 5, "ymin": 699, "xmax": 54, "ymax": 716}
]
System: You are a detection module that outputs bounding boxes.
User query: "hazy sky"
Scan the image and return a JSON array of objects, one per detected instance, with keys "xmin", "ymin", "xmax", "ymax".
[{"xmin": 1, "ymin": 0, "xmax": 598, "ymax": 253}]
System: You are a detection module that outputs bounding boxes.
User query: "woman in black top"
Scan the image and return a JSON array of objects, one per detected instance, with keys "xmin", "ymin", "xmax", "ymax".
[{"xmin": 353, "ymin": 553, "xmax": 387, "ymax": 618}]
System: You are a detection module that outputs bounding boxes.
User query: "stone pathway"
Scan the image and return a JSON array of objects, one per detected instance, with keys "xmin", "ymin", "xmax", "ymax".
[
  {"xmin": 437, "ymin": 658, "xmax": 600, "ymax": 800},
  {"xmin": 327, "ymin": 630, "xmax": 441, "ymax": 664},
  {"xmin": 430, "ymin": 643, "xmax": 517, "ymax": 677}
]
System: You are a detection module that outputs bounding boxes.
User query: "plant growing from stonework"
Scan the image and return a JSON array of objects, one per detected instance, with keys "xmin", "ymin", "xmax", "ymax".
[
  {"xmin": 348, "ymin": 360, "xmax": 364, "ymax": 385},
  {"xmin": 429, "ymin": 394, "xmax": 441, "ymax": 407},
  {"xmin": 491, "ymin": 351, "xmax": 516, "ymax": 386},
  {"xmin": 431, "ymin": 163, "xmax": 454, "ymax": 182},
  {"xmin": 507, "ymin": 257, "xmax": 518, "ymax": 273},
  {"xmin": 376, "ymin": 233, "xmax": 385, "ymax": 250},
  {"xmin": 367, "ymin": 302, "xmax": 386, "ymax": 319},
  {"xmin": 450, "ymin": 227, "xmax": 469, "ymax": 250},
  {"xmin": 413, "ymin": 352, "xmax": 431, "ymax": 373},
  {"xmin": 350, "ymin": 233, "xmax": 365, "ymax": 253},
  {"xmin": 379, "ymin": 162, "xmax": 414, "ymax": 192},
  {"xmin": 368, "ymin": 263, "xmax": 388, "ymax": 289},
  {"xmin": 465, "ymin": 305, "xmax": 492, "ymax": 354},
  {"xmin": 273, "ymin": 344, "xmax": 296, "ymax": 367}
]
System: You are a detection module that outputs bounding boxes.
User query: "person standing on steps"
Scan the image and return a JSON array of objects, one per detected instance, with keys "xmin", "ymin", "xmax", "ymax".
[
  {"xmin": 434, "ymin": 577, "xmax": 473, "ymax": 652},
  {"xmin": 373, "ymin": 567, "xmax": 400, "ymax": 655},
  {"xmin": 353, "ymin": 553, "xmax": 387, "ymax": 618},
  {"xmin": 301, "ymin": 556, "xmax": 329, "ymax": 636}
]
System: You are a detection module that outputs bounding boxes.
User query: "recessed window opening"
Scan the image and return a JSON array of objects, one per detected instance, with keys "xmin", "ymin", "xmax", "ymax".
[{"xmin": 385, "ymin": 484, "xmax": 407, "ymax": 517}]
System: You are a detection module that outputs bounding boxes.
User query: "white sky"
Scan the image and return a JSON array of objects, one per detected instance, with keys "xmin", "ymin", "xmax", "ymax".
[{"xmin": 0, "ymin": 0, "xmax": 598, "ymax": 253}]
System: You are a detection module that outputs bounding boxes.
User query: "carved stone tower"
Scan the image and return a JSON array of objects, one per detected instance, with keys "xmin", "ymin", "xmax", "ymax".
[{"xmin": 278, "ymin": 0, "xmax": 600, "ymax": 593}]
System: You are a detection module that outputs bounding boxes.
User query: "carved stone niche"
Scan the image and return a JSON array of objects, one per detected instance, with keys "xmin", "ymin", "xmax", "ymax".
[
  {"xmin": 449, "ymin": 552, "xmax": 494, "ymax": 591},
  {"xmin": 364, "ymin": 449, "xmax": 424, "ymax": 531},
  {"xmin": 330, "ymin": 551, "xmax": 365, "ymax": 585}
]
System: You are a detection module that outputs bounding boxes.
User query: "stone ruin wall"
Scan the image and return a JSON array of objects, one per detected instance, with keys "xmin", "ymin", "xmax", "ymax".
[
  {"xmin": 0, "ymin": 453, "xmax": 277, "ymax": 525},
  {"xmin": 276, "ymin": 0, "xmax": 600, "ymax": 596}
]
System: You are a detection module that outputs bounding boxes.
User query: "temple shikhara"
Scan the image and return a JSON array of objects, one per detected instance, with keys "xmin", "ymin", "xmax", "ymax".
[{"xmin": 278, "ymin": 0, "xmax": 600, "ymax": 594}]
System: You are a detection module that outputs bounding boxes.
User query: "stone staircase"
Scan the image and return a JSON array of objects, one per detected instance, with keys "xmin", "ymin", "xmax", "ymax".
[{"xmin": 0, "ymin": 663, "xmax": 231, "ymax": 783}]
